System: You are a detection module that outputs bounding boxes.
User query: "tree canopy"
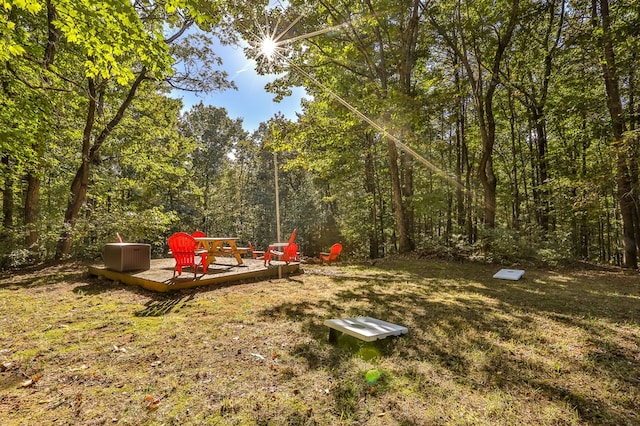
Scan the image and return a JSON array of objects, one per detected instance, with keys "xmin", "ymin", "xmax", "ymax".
[{"xmin": 2, "ymin": 0, "xmax": 640, "ymax": 269}]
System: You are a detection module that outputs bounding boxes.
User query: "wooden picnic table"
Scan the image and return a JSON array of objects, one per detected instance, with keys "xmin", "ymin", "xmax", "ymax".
[{"xmin": 194, "ymin": 237, "xmax": 248, "ymax": 269}]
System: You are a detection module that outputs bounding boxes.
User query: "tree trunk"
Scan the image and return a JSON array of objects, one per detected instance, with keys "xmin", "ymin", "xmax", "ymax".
[
  {"xmin": 478, "ymin": 0, "xmax": 520, "ymax": 230},
  {"xmin": 55, "ymin": 69, "xmax": 147, "ymax": 259},
  {"xmin": 455, "ymin": 64, "xmax": 467, "ymax": 229},
  {"xmin": 478, "ymin": 120, "xmax": 497, "ymax": 229},
  {"xmin": 627, "ymin": 53, "xmax": 640, "ymax": 256},
  {"xmin": 364, "ymin": 132, "xmax": 380, "ymax": 259},
  {"xmin": 506, "ymin": 86, "xmax": 521, "ymax": 229},
  {"xmin": 24, "ymin": 173, "xmax": 40, "ymax": 257},
  {"xmin": 322, "ymin": 0, "xmax": 418, "ymax": 256},
  {"xmin": 2, "ymin": 155, "xmax": 13, "ymax": 230},
  {"xmin": 430, "ymin": 0, "xmax": 520, "ymax": 240},
  {"xmin": 23, "ymin": 0, "xmax": 59, "ymax": 256},
  {"xmin": 387, "ymin": 137, "xmax": 414, "ymax": 253},
  {"xmin": 55, "ymin": 78, "xmax": 97, "ymax": 259},
  {"xmin": 397, "ymin": 0, "xmax": 420, "ymax": 247},
  {"xmin": 593, "ymin": 0, "xmax": 637, "ymax": 268},
  {"xmin": 530, "ymin": 0, "xmax": 564, "ymax": 232},
  {"xmin": 534, "ymin": 110, "xmax": 549, "ymax": 230},
  {"xmin": 401, "ymin": 152, "xmax": 415, "ymax": 242}
]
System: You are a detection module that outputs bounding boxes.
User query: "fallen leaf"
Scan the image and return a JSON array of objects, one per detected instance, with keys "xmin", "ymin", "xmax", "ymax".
[
  {"xmin": 143, "ymin": 395, "xmax": 161, "ymax": 410},
  {"xmin": 1, "ymin": 361, "xmax": 13, "ymax": 371}
]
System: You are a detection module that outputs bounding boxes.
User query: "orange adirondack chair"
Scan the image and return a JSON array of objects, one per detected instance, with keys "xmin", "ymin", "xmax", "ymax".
[
  {"xmin": 168, "ymin": 232, "xmax": 206, "ymax": 278},
  {"xmin": 320, "ymin": 243, "xmax": 342, "ymax": 265}
]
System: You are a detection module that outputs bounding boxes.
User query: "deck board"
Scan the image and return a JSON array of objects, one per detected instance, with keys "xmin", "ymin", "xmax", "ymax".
[{"xmin": 88, "ymin": 257, "xmax": 301, "ymax": 292}]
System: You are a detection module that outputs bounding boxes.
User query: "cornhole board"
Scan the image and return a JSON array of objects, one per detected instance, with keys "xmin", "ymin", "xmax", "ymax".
[
  {"xmin": 493, "ymin": 269, "xmax": 525, "ymax": 280},
  {"xmin": 324, "ymin": 317, "xmax": 408, "ymax": 342}
]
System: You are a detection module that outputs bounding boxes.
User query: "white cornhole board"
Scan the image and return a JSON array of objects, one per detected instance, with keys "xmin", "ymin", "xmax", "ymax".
[
  {"xmin": 324, "ymin": 317, "xmax": 408, "ymax": 342},
  {"xmin": 493, "ymin": 269, "xmax": 525, "ymax": 280}
]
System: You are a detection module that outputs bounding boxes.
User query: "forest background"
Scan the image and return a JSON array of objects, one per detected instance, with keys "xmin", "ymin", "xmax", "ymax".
[{"xmin": 2, "ymin": 0, "xmax": 639, "ymax": 270}]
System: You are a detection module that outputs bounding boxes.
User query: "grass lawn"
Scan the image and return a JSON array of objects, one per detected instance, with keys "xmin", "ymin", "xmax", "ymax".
[{"xmin": 1, "ymin": 258, "xmax": 639, "ymax": 425}]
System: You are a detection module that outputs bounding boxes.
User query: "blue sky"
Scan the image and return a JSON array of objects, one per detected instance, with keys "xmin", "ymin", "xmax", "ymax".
[{"xmin": 172, "ymin": 38, "xmax": 307, "ymax": 134}]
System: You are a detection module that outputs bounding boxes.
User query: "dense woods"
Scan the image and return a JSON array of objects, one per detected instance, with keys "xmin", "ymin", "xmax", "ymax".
[{"xmin": 1, "ymin": 0, "xmax": 639, "ymax": 268}]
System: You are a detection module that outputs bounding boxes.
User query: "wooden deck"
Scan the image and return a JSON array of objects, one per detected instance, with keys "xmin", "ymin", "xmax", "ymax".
[{"xmin": 88, "ymin": 257, "xmax": 301, "ymax": 292}]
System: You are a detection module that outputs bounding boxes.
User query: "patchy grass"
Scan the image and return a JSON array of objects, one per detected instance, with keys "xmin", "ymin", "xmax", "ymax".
[{"xmin": 0, "ymin": 259, "xmax": 639, "ymax": 425}]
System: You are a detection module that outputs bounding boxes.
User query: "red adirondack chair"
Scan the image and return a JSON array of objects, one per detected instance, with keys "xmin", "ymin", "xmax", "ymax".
[
  {"xmin": 168, "ymin": 232, "xmax": 206, "ymax": 279},
  {"xmin": 264, "ymin": 229, "xmax": 298, "ymax": 265},
  {"xmin": 191, "ymin": 230, "xmax": 209, "ymax": 254},
  {"xmin": 280, "ymin": 242, "xmax": 300, "ymax": 263},
  {"xmin": 320, "ymin": 243, "xmax": 342, "ymax": 265},
  {"xmin": 249, "ymin": 242, "xmax": 265, "ymax": 260}
]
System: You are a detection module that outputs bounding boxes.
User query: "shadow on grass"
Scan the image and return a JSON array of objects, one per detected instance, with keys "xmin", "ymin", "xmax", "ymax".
[
  {"xmin": 73, "ymin": 277, "xmax": 197, "ymax": 317},
  {"xmin": 72, "ymin": 277, "xmax": 131, "ymax": 295},
  {"xmin": 134, "ymin": 293, "xmax": 195, "ymax": 317},
  {"xmin": 258, "ymin": 262, "xmax": 640, "ymax": 425},
  {"xmin": 0, "ymin": 261, "xmax": 87, "ymax": 290}
]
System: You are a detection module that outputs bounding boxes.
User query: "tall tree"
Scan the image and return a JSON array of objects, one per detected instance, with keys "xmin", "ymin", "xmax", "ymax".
[
  {"xmin": 240, "ymin": 0, "xmax": 424, "ymax": 253},
  {"xmin": 507, "ymin": 0, "xmax": 566, "ymax": 231},
  {"xmin": 591, "ymin": 0, "xmax": 638, "ymax": 268},
  {"xmin": 87, "ymin": 91, "xmax": 192, "ymax": 255},
  {"xmin": 179, "ymin": 103, "xmax": 247, "ymax": 233},
  {"xmin": 55, "ymin": 1, "xmax": 232, "ymax": 258},
  {"xmin": 3, "ymin": 0, "xmax": 234, "ymax": 258},
  {"xmin": 427, "ymin": 0, "xmax": 520, "ymax": 236}
]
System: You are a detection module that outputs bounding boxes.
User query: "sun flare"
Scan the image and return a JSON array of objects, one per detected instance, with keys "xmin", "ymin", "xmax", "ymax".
[
  {"xmin": 260, "ymin": 37, "xmax": 278, "ymax": 60},
  {"xmin": 246, "ymin": 11, "xmax": 462, "ymax": 192}
]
